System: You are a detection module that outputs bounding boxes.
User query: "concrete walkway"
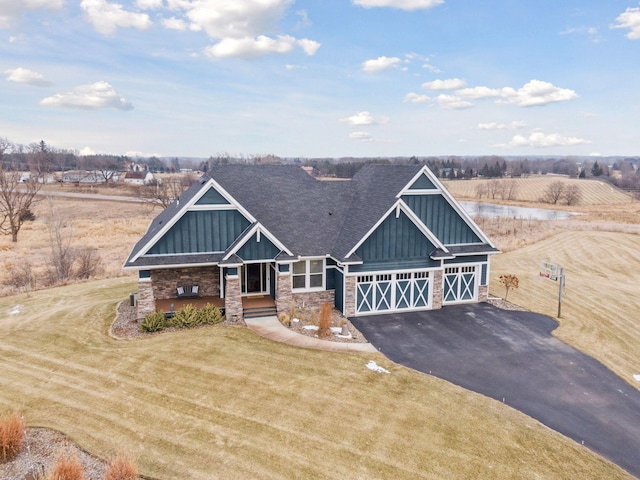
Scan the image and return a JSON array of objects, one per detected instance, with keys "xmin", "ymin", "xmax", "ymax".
[{"xmin": 244, "ymin": 316, "xmax": 377, "ymax": 353}]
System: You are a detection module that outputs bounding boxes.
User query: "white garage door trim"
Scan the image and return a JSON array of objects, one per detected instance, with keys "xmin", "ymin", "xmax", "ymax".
[
  {"xmin": 443, "ymin": 265, "xmax": 478, "ymax": 304},
  {"xmin": 355, "ymin": 270, "xmax": 432, "ymax": 315}
]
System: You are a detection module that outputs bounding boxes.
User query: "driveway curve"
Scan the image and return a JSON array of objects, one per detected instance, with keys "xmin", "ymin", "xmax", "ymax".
[{"xmin": 351, "ymin": 303, "xmax": 640, "ymax": 478}]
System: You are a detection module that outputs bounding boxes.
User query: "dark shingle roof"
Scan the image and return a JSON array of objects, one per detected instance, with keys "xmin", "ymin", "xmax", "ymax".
[{"xmin": 125, "ymin": 164, "xmax": 496, "ymax": 269}]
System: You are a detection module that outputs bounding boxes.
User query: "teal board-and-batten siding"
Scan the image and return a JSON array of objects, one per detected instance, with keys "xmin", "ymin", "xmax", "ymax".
[
  {"xmin": 195, "ymin": 187, "xmax": 230, "ymax": 205},
  {"xmin": 148, "ymin": 210, "xmax": 250, "ymax": 255},
  {"xmin": 353, "ymin": 209, "xmax": 439, "ymax": 272},
  {"xmin": 236, "ymin": 233, "xmax": 281, "ymax": 261},
  {"xmin": 402, "ymin": 195, "xmax": 481, "ymax": 245},
  {"xmin": 408, "ymin": 173, "xmax": 437, "ymax": 190}
]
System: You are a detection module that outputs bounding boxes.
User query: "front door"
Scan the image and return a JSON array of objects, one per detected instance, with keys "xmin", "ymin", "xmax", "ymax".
[{"xmin": 241, "ymin": 263, "xmax": 269, "ymax": 295}]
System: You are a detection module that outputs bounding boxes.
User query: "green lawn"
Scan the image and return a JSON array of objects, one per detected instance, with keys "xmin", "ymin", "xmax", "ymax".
[{"xmin": 0, "ymin": 277, "xmax": 632, "ymax": 479}]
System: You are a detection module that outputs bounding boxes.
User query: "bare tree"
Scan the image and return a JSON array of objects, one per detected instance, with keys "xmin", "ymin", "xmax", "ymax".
[
  {"xmin": 487, "ymin": 179, "xmax": 501, "ymax": 199},
  {"xmin": 474, "ymin": 183, "xmax": 488, "ymax": 199},
  {"xmin": 46, "ymin": 197, "xmax": 75, "ymax": 283},
  {"xmin": 27, "ymin": 140, "xmax": 54, "ymax": 181},
  {"xmin": 562, "ymin": 184, "xmax": 582, "ymax": 206},
  {"xmin": 500, "ymin": 179, "xmax": 518, "ymax": 201},
  {"xmin": 139, "ymin": 175, "xmax": 194, "ymax": 208},
  {"xmin": 0, "ymin": 144, "xmax": 41, "ymax": 242},
  {"xmin": 541, "ymin": 181, "xmax": 565, "ymax": 205}
]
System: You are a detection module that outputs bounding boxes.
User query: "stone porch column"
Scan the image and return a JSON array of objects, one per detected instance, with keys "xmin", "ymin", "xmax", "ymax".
[
  {"xmin": 137, "ymin": 280, "xmax": 155, "ymax": 320},
  {"xmin": 275, "ymin": 271, "xmax": 292, "ymax": 314},
  {"xmin": 432, "ymin": 270, "xmax": 443, "ymax": 310},
  {"xmin": 224, "ymin": 274, "xmax": 243, "ymax": 322},
  {"xmin": 343, "ymin": 275, "xmax": 356, "ymax": 317}
]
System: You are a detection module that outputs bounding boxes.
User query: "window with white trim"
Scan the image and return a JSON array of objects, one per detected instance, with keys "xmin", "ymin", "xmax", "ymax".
[{"xmin": 292, "ymin": 259, "xmax": 325, "ymax": 290}]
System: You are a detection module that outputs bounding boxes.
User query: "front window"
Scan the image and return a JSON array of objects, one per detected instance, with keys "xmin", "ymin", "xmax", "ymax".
[{"xmin": 292, "ymin": 259, "xmax": 325, "ymax": 290}]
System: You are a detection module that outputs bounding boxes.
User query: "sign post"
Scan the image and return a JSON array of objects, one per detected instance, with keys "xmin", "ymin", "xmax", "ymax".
[{"xmin": 540, "ymin": 261, "xmax": 565, "ymax": 318}]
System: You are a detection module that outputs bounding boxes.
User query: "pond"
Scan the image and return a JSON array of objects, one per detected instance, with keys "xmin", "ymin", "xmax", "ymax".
[{"xmin": 459, "ymin": 201, "xmax": 580, "ymax": 220}]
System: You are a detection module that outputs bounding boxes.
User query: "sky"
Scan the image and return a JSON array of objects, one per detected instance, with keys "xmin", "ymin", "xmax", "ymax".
[{"xmin": 1, "ymin": 0, "xmax": 640, "ymax": 159}]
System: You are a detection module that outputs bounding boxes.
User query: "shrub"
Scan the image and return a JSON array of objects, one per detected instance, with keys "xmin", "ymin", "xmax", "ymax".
[
  {"xmin": 317, "ymin": 302, "xmax": 333, "ymax": 338},
  {"xmin": 102, "ymin": 453, "xmax": 138, "ymax": 480},
  {"xmin": 140, "ymin": 311, "xmax": 167, "ymax": 333},
  {"xmin": 74, "ymin": 246, "xmax": 103, "ymax": 279},
  {"xmin": 278, "ymin": 312, "xmax": 291, "ymax": 327},
  {"xmin": 169, "ymin": 304, "xmax": 200, "ymax": 328},
  {"xmin": 48, "ymin": 454, "xmax": 85, "ymax": 480},
  {"xmin": 0, "ymin": 412, "xmax": 25, "ymax": 463},
  {"xmin": 198, "ymin": 304, "xmax": 224, "ymax": 325}
]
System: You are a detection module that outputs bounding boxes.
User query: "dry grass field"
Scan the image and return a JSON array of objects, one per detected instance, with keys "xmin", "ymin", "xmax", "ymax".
[
  {"xmin": 442, "ymin": 176, "xmax": 633, "ymax": 205},
  {"xmin": 0, "ymin": 278, "xmax": 632, "ymax": 479},
  {"xmin": 0, "ymin": 193, "xmax": 156, "ymax": 296}
]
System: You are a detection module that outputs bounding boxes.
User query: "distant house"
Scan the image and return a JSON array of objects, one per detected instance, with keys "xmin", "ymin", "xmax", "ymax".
[
  {"xmin": 124, "ymin": 165, "xmax": 498, "ymax": 321},
  {"xmin": 123, "ymin": 171, "xmax": 155, "ymax": 185}
]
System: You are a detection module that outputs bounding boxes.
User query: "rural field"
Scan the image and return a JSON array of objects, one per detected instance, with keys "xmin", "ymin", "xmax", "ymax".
[
  {"xmin": 0, "ymin": 174, "xmax": 639, "ymax": 479},
  {"xmin": 442, "ymin": 175, "xmax": 633, "ymax": 205}
]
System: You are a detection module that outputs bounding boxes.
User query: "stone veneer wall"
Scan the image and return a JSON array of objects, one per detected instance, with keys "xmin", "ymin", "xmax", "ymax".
[
  {"xmin": 151, "ymin": 267, "xmax": 220, "ymax": 300},
  {"xmin": 137, "ymin": 281, "xmax": 155, "ymax": 319},
  {"xmin": 478, "ymin": 284, "xmax": 488, "ymax": 302},
  {"xmin": 343, "ymin": 276, "xmax": 356, "ymax": 317},
  {"xmin": 291, "ymin": 290, "xmax": 335, "ymax": 311},
  {"xmin": 224, "ymin": 274, "xmax": 243, "ymax": 322},
  {"xmin": 431, "ymin": 269, "xmax": 443, "ymax": 310},
  {"xmin": 275, "ymin": 272, "xmax": 292, "ymax": 314}
]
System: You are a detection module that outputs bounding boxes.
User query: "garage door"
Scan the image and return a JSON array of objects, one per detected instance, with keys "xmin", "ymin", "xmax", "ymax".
[
  {"xmin": 356, "ymin": 271, "xmax": 431, "ymax": 314},
  {"xmin": 443, "ymin": 266, "xmax": 477, "ymax": 304}
]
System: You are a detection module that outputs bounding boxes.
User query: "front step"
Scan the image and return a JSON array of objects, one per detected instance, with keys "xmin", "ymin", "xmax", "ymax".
[{"xmin": 243, "ymin": 306, "xmax": 277, "ymax": 319}]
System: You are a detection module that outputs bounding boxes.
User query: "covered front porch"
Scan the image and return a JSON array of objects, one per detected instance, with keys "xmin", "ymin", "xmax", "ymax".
[{"xmin": 154, "ymin": 295, "xmax": 276, "ymax": 319}]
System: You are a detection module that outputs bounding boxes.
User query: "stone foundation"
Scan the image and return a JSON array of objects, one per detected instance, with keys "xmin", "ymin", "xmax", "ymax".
[
  {"xmin": 291, "ymin": 290, "xmax": 335, "ymax": 311},
  {"xmin": 151, "ymin": 267, "xmax": 220, "ymax": 300},
  {"xmin": 275, "ymin": 272, "xmax": 292, "ymax": 314}
]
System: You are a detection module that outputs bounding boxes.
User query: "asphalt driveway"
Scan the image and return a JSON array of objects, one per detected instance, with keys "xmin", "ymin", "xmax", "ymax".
[{"xmin": 351, "ymin": 303, "xmax": 640, "ymax": 478}]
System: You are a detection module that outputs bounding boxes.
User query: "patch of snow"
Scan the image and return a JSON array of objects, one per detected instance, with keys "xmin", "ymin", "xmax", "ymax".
[
  {"xmin": 366, "ymin": 360, "xmax": 389, "ymax": 374},
  {"xmin": 633, "ymin": 374, "xmax": 640, "ymax": 382},
  {"xmin": 292, "ymin": 318, "xmax": 300, "ymax": 323},
  {"xmin": 302, "ymin": 325, "xmax": 318, "ymax": 331},
  {"xmin": 9, "ymin": 305, "xmax": 21, "ymax": 315},
  {"xmin": 329, "ymin": 327, "xmax": 342, "ymax": 333}
]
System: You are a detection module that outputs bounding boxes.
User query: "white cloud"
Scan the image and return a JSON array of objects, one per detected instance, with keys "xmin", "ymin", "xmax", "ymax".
[
  {"xmin": 422, "ymin": 78, "xmax": 466, "ymax": 90},
  {"xmin": 612, "ymin": 7, "xmax": 640, "ymax": 39},
  {"xmin": 79, "ymin": 147, "xmax": 97, "ymax": 156},
  {"xmin": 0, "ymin": 0, "xmax": 64, "ymax": 27},
  {"xmin": 5, "ymin": 67, "xmax": 52, "ymax": 87},
  {"xmin": 205, "ymin": 35, "xmax": 317, "ymax": 59},
  {"xmin": 499, "ymin": 130, "xmax": 591, "ymax": 148},
  {"xmin": 403, "ymin": 92, "xmax": 430, "ymax": 104},
  {"xmin": 136, "ymin": 0, "xmax": 162, "ymax": 9},
  {"xmin": 40, "ymin": 81, "xmax": 133, "ymax": 110},
  {"xmin": 341, "ymin": 111, "xmax": 377, "ymax": 126},
  {"xmin": 352, "ymin": 0, "xmax": 443, "ymax": 11},
  {"xmin": 295, "ymin": 9, "xmax": 311, "ymax": 29},
  {"xmin": 456, "ymin": 86, "xmax": 506, "ymax": 99},
  {"xmin": 185, "ymin": 0, "xmax": 293, "ymax": 39},
  {"xmin": 501, "ymin": 80, "xmax": 578, "ymax": 107},
  {"xmin": 477, "ymin": 121, "xmax": 526, "ymax": 130},
  {"xmin": 297, "ymin": 38, "xmax": 321, "ymax": 55},
  {"xmin": 162, "ymin": 16, "xmax": 187, "ymax": 30},
  {"xmin": 362, "ymin": 56, "xmax": 401, "ymax": 73},
  {"xmin": 436, "ymin": 94, "xmax": 472, "ymax": 110},
  {"xmin": 349, "ymin": 131, "xmax": 373, "ymax": 141},
  {"xmin": 80, "ymin": 0, "xmax": 152, "ymax": 35}
]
